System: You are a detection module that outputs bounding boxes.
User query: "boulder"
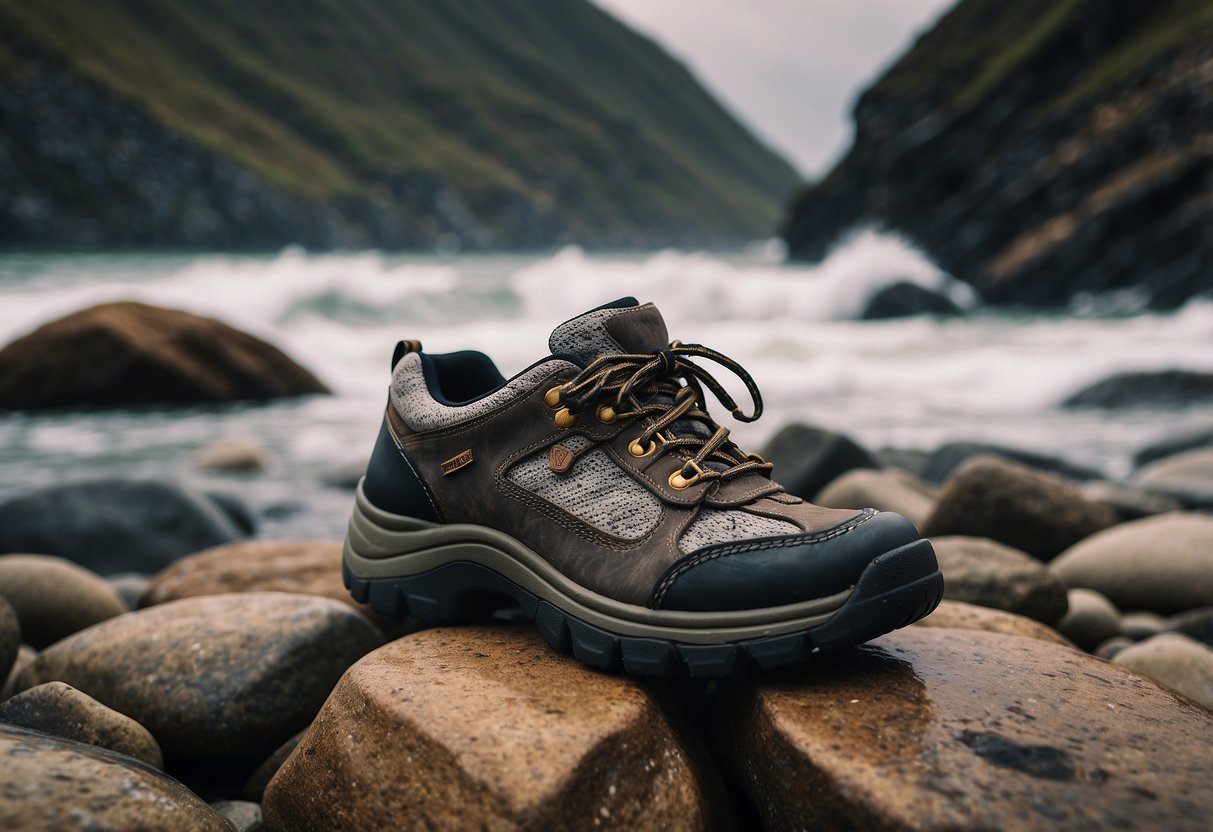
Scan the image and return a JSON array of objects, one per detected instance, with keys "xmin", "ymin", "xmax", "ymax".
[
  {"xmin": 922, "ymin": 456, "xmax": 1119, "ymax": 560},
  {"xmin": 0, "ymin": 681, "xmax": 163, "ymax": 768},
  {"xmin": 0, "ymin": 726, "xmax": 231, "ymax": 831},
  {"xmin": 0, "ymin": 555, "xmax": 127, "ymax": 647},
  {"xmin": 859, "ymin": 281, "xmax": 961, "ymax": 319},
  {"xmin": 1120, "ymin": 611, "xmax": 1166, "ymax": 642},
  {"xmin": 913, "ymin": 600, "xmax": 1073, "ymax": 647},
  {"xmin": 1062, "ymin": 370, "xmax": 1213, "ymax": 409},
  {"xmin": 1050, "ymin": 513, "xmax": 1213, "ymax": 614},
  {"xmin": 1113, "ymin": 633, "xmax": 1213, "ymax": 710},
  {"xmin": 16, "ymin": 592, "xmax": 383, "ymax": 760},
  {"xmin": 1134, "ymin": 425, "xmax": 1213, "ymax": 468},
  {"xmin": 1133, "ymin": 447, "xmax": 1213, "ymax": 508},
  {"xmin": 815, "ymin": 468, "xmax": 935, "ymax": 528},
  {"xmin": 0, "ymin": 595, "xmax": 17, "ymax": 680},
  {"xmin": 1166, "ymin": 607, "xmax": 1213, "ymax": 647},
  {"xmin": 931, "ymin": 536, "xmax": 1069, "ymax": 624},
  {"xmin": 921, "ymin": 441, "xmax": 1103, "ymax": 484},
  {"xmin": 1079, "ymin": 480, "xmax": 1184, "ymax": 521},
  {"xmin": 193, "ymin": 438, "xmax": 270, "ymax": 473},
  {"xmin": 263, "ymin": 626, "xmax": 723, "ymax": 831},
  {"xmin": 761, "ymin": 424, "xmax": 881, "ymax": 501},
  {"xmin": 0, "ymin": 300, "xmax": 329, "ymax": 410},
  {"xmin": 1056, "ymin": 588, "xmax": 1122, "ymax": 651},
  {"xmin": 717, "ymin": 628, "xmax": 1213, "ymax": 831}
]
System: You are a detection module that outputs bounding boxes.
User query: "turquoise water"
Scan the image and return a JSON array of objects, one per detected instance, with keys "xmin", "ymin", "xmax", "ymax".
[{"xmin": 1, "ymin": 234, "xmax": 1210, "ymax": 539}]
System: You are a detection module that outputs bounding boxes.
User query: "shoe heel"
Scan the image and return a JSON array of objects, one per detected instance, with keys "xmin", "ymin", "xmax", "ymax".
[{"xmin": 344, "ymin": 559, "xmax": 539, "ymax": 625}]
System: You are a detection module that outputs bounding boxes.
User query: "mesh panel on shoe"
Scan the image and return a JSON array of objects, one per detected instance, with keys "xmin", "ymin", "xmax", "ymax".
[
  {"xmin": 507, "ymin": 435, "xmax": 662, "ymax": 541},
  {"xmin": 548, "ymin": 307, "xmax": 628, "ymax": 365},
  {"xmin": 678, "ymin": 509, "xmax": 800, "ymax": 554},
  {"xmin": 391, "ymin": 352, "xmax": 577, "ymax": 433}
]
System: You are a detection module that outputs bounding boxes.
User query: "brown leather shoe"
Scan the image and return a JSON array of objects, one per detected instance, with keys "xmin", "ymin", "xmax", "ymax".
[{"xmin": 344, "ymin": 298, "xmax": 942, "ymax": 675}]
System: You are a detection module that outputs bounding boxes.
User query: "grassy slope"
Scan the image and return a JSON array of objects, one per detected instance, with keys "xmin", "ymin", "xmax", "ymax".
[{"xmin": 0, "ymin": 0, "xmax": 798, "ymax": 241}]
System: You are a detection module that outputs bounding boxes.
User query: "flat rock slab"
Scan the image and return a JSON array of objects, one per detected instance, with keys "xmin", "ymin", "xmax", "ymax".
[
  {"xmin": 16, "ymin": 592, "xmax": 383, "ymax": 760},
  {"xmin": 0, "ymin": 554, "xmax": 127, "ymax": 648},
  {"xmin": 1051, "ymin": 512, "xmax": 1213, "ymax": 614},
  {"xmin": 0, "ymin": 726, "xmax": 231, "ymax": 831},
  {"xmin": 719, "ymin": 628, "xmax": 1213, "ymax": 831},
  {"xmin": 264, "ymin": 626, "xmax": 721, "ymax": 831}
]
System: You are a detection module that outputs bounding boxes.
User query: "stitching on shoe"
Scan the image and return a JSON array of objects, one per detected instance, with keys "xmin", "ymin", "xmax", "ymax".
[{"xmin": 651, "ymin": 509, "xmax": 876, "ymax": 608}]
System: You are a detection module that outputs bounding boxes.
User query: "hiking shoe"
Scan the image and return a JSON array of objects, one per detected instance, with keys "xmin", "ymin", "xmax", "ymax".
[{"xmin": 343, "ymin": 297, "xmax": 943, "ymax": 676}]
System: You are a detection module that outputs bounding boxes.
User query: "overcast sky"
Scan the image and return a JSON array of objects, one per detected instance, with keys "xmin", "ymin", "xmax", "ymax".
[{"xmin": 593, "ymin": 0, "xmax": 953, "ymax": 179}]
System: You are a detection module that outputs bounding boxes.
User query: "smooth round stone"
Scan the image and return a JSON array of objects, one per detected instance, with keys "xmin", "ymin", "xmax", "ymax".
[
  {"xmin": 922, "ymin": 456, "xmax": 1118, "ymax": 560},
  {"xmin": 931, "ymin": 536, "xmax": 1069, "ymax": 624},
  {"xmin": 1113, "ymin": 634, "xmax": 1213, "ymax": 710},
  {"xmin": 1057, "ymin": 588, "xmax": 1122, "ymax": 651},
  {"xmin": 1050, "ymin": 513, "xmax": 1213, "ymax": 614},
  {"xmin": 760, "ymin": 423, "xmax": 881, "ymax": 501},
  {"xmin": 1095, "ymin": 637, "xmax": 1135, "ymax": 660},
  {"xmin": 16, "ymin": 592, "xmax": 383, "ymax": 760},
  {"xmin": 193, "ymin": 437, "xmax": 270, "ymax": 473},
  {"xmin": 1165, "ymin": 607, "xmax": 1213, "ymax": 647},
  {"xmin": 0, "ymin": 555, "xmax": 127, "ymax": 648},
  {"xmin": 263, "ymin": 626, "xmax": 723, "ymax": 831},
  {"xmin": 0, "ymin": 681, "xmax": 164, "ymax": 768},
  {"xmin": 107, "ymin": 573, "xmax": 150, "ymax": 611},
  {"xmin": 922, "ymin": 442, "xmax": 1102, "ymax": 484},
  {"xmin": 210, "ymin": 800, "xmax": 263, "ymax": 831},
  {"xmin": 914, "ymin": 600, "xmax": 1073, "ymax": 647},
  {"xmin": 1121, "ymin": 611, "xmax": 1167, "ymax": 642},
  {"xmin": 0, "ymin": 595, "xmax": 18, "ymax": 680},
  {"xmin": 0, "ymin": 726, "xmax": 230, "ymax": 831},
  {"xmin": 815, "ymin": 468, "xmax": 936, "ymax": 528},
  {"xmin": 1, "ymin": 645, "xmax": 36, "ymax": 700},
  {"xmin": 718, "ymin": 628, "xmax": 1213, "ymax": 831},
  {"xmin": 1133, "ymin": 448, "xmax": 1213, "ymax": 508},
  {"xmin": 1079, "ymin": 480, "xmax": 1183, "ymax": 521}
]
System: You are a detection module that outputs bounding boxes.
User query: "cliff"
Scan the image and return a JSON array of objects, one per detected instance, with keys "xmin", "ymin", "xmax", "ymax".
[
  {"xmin": 782, "ymin": 0, "xmax": 1213, "ymax": 309},
  {"xmin": 0, "ymin": 0, "xmax": 798, "ymax": 250}
]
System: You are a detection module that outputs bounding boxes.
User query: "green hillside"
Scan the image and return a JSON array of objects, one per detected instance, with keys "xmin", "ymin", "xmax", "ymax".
[{"xmin": 0, "ymin": 0, "xmax": 798, "ymax": 249}]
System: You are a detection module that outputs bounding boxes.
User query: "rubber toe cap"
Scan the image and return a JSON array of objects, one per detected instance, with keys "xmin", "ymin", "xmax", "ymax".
[{"xmin": 652, "ymin": 510, "xmax": 922, "ymax": 612}]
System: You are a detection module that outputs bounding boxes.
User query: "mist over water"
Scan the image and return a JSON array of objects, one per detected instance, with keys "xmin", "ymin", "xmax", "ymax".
[{"xmin": 1, "ymin": 232, "xmax": 1210, "ymax": 538}]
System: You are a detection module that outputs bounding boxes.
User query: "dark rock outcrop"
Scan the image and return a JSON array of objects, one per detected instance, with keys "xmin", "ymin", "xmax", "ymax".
[
  {"xmin": 0, "ymin": 301, "xmax": 329, "ymax": 410},
  {"xmin": 860, "ymin": 281, "xmax": 961, "ymax": 319},
  {"xmin": 1063, "ymin": 370, "xmax": 1213, "ymax": 409},
  {"xmin": 922, "ymin": 441, "xmax": 1103, "ymax": 483},
  {"xmin": 782, "ymin": 1, "xmax": 1213, "ymax": 309},
  {"xmin": 760, "ymin": 424, "xmax": 882, "ymax": 501}
]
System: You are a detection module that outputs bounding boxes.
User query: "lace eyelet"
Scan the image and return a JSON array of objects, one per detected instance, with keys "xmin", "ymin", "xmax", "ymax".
[
  {"xmin": 554, "ymin": 407, "xmax": 578, "ymax": 429},
  {"xmin": 628, "ymin": 438, "xmax": 656, "ymax": 458},
  {"xmin": 596, "ymin": 405, "xmax": 617, "ymax": 424},
  {"xmin": 544, "ymin": 386, "xmax": 563, "ymax": 408},
  {"xmin": 668, "ymin": 461, "xmax": 703, "ymax": 490}
]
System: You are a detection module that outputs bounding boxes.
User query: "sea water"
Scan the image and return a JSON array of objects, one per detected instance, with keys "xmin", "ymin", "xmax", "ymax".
[{"xmin": 0, "ymin": 232, "xmax": 1210, "ymax": 539}]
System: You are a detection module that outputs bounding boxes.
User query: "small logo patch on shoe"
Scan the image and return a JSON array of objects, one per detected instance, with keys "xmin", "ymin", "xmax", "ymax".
[
  {"xmin": 548, "ymin": 443, "xmax": 574, "ymax": 473},
  {"xmin": 441, "ymin": 449, "xmax": 474, "ymax": 476}
]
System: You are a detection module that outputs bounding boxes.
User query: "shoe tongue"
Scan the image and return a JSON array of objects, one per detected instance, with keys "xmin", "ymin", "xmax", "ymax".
[{"xmin": 548, "ymin": 297, "xmax": 670, "ymax": 365}]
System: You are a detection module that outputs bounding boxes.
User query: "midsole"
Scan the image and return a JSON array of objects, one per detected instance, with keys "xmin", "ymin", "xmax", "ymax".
[{"xmin": 344, "ymin": 481, "xmax": 855, "ymax": 642}]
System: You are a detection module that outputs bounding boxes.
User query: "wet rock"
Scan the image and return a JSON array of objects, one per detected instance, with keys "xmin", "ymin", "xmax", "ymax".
[
  {"xmin": 0, "ymin": 681, "xmax": 163, "ymax": 768},
  {"xmin": 1, "ymin": 645, "xmax": 37, "ymax": 700},
  {"xmin": 0, "ymin": 555, "xmax": 127, "ymax": 647},
  {"xmin": 875, "ymin": 447, "xmax": 929, "ymax": 477},
  {"xmin": 0, "ymin": 300, "xmax": 330, "ymax": 410},
  {"xmin": 0, "ymin": 478, "xmax": 244, "ymax": 575},
  {"xmin": 1133, "ymin": 447, "xmax": 1213, "ymax": 508},
  {"xmin": 1134, "ymin": 425, "xmax": 1213, "ymax": 468},
  {"xmin": 718, "ymin": 628, "xmax": 1213, "ymax": 831},
  {"xmin": 0, "ymin": 596, "xmax": 17, "ymax": 680},
  {"xmin": 815, "ymin": 468, "xmax": 935, "ymax": 528},
  {"xmin": 1050, "ymin": 513, "xmax": 1213, "ymax": 614},
  {"xmin": 761, "ymin": 423, "xmax": 881, "ymax": 501},
  {"xmin": 1080, "ymin": 480, "xmax": 1184, "ymax": 521},
  {"xmin": 1113, "ymin": 633, "xmax": 1213, "ymax": 709},
  {"xmin": 211, "ymin": 800, "xmax": 263, "ymax": 832},
  {"xmin": 1056, "ymin": 588, "xmax": 1121, "ymax": 651},
  {"xmin": 202, "ymin": 489, "xmax": 258, "ymax": 537},
  {"xmin": 914, "ymin": 600, "xmax": 1074, "ymax": 647},
  {"xmin": 1063, "ymin": 370, "xmax": 1213, "ymax": 409},
  {"xmin": 194, "ymin": 438, "xmax": 269, "ymax": 473},
  {"xmin": 263, "ymin": 626, "xmax": 721, "ymax": 831},
  {"xmin": 1096, "ymin": 637, "xmax": 1134, "ymax": 660},
  {"xmin": 0, "ymin": 726, "xmax": 231, "ymax": 830},
  {"xmin": 107, "ymin": 573, "xmax": 150, "ymax": 610},
  {"xmin": 931, "ymin": 536, "xmax": 1069, "ymax": 624},
  {"xmin": 921, "ymin": 441, "xmax": 1103, "ymax": 484},
  {"xmin": 243, "ymin": 731, "xmax": 304, "ymax": 802},
  {"xmin": 16, "ymin": 592, "xmax": 383, "ymax": 760},
  {"xmin": 1166, "ymin": 607, "xmax": 1213, "ymax": 647},
  {"xmin": 922, "ymin": 456, "xmax": 1119, "ymax": 560},
  {"xmin": 1121, "ymin": 611, "xmax": 1167, "ymax": 642},
  {"xmin": 859, "ymin": 281, "xmax": 961, "ymax": 319}
]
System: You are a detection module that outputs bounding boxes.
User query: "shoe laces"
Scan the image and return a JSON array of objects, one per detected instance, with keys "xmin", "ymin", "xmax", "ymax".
[{"xmin": 553, "ymin": 341, "xmax": 774, "ymax": 488}]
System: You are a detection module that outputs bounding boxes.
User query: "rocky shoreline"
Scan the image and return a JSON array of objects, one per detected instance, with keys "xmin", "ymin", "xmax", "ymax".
[{"xmin": 2, "ymin": 419, "xmax": 1213, "ymax": 830}]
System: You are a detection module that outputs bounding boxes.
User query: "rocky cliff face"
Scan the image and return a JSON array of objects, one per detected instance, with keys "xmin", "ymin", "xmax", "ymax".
[{"xmin": 782, "ymin": 0, "xmax": 1213, "ymax": 309}]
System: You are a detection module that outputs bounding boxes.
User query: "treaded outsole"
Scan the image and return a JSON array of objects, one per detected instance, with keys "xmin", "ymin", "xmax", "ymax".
[{"xmin": 345, "ymin": 538, "xmax": 943, "ymax": 677}]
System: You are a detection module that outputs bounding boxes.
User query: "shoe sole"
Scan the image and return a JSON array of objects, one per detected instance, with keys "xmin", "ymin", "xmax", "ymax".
[{"xmin": 343, "ymin": 482, "xmax": 944, "ymax": 677}]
